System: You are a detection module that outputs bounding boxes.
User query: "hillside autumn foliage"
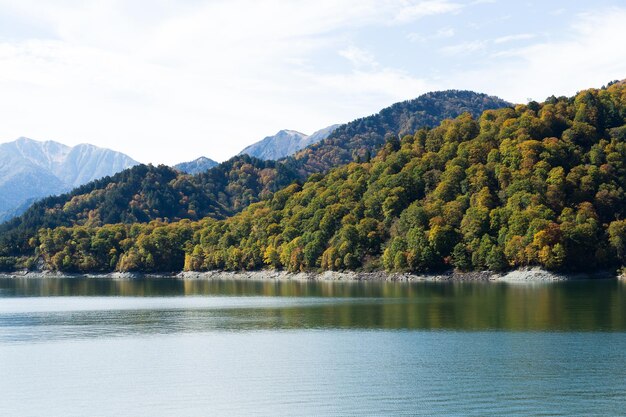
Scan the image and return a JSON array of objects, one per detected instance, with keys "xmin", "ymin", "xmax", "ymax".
[
  {"xmin": 5, "ymin": 83, "xmax": 626, "ymax": 274},
  {"xmin": 0, "ymin": 90, "xmax": 506, "ymax": 262}
]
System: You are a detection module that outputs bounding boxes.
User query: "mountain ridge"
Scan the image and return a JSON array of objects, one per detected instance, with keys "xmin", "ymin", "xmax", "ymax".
[
  {"xmin": 174, "ymin": 156, "xmax": 219, "ymax": 174},
  {"xmin": 0, "ymin": 137, "xmax": 138, "ymax": 222},
  {"xmin": 290, "ymin": 90, "xmax": 511, "ymax": 176},
  {"xmin": 238, "ymin": 126, "xmax": 340, "ymax": 160},
  {"xmin": 0, "ymin": 89, "xmax": 511, "ymax": 259},
  {"xmin": 24, "ymin": 81, "xmax": 626, "ymax": 274}
]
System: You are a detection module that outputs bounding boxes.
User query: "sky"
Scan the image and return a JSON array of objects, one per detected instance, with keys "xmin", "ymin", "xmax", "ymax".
[{"xmin": 1, "ymin": 0, "xmax": 626, "ymax": 165}]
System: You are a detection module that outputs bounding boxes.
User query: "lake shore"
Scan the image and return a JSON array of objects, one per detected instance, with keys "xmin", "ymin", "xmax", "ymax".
[{"xmin": 0, "ymin": 267, "xmax": 619, "ymax": 282}]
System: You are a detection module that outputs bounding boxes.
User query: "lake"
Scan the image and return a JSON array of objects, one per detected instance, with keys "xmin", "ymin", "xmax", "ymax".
[{"xmin": 1, "ymin": 277, "xmax": 626, "ymax": 416}]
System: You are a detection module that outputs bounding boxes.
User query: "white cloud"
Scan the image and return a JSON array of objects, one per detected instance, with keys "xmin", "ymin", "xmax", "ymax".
[
  {"xmin": 0, "ymin": 1, "xmax": 623, "ymax": 166},
  {"xmin": 493, "ymin": 33, "xmax": 535, "ymax": 44},
  {"xmin": 441, "ymin": 40, "xmax": 487, "ymax": 55},
  {"xmin": 448, "ymin": 8, "xmax": 626, "ymax": 103},
  {"xmin": 339, "ymin": 46, "xmax": 378, "ymax": 69},
  {"xmin": 312, "ymin": 69, "xmax": 436, "ymax": 102},
  {"xmin": 408, "ymin": 27, "xmax": 455, "ymax": 43},
  {"xmin": 393, "ymin": 0, "xmax": 463, "ymax": 23},
  {"xmin": 0, "ymin": 0, "xmax": 461, "ymax": 164}
]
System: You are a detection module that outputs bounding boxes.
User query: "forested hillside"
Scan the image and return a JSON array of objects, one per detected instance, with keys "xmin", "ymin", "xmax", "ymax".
[
  {"xmin": 0, "ymin": 156, "xmax": 293, "ymax": 256},
  {"xmin": 8, "ymin": 81, "xmax": 626, "ymax": 274},
  {"xmin": 291, "ymin": 90, "xmax": 509, "ymax": 175},
  {"xmin": 0, "ymin": 90, "xmax": 506, "ymax": 260}
]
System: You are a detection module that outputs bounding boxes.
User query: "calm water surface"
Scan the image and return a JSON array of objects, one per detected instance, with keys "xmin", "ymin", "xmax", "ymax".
[{"xmin": 1, "ymin": 277, "xmax": 625, "ymax": 416}]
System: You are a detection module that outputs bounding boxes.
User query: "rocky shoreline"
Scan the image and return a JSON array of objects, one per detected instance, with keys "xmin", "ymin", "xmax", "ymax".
[{"xmin": 0, "ymin": 267, "xmax": 619, "ymax": 282}]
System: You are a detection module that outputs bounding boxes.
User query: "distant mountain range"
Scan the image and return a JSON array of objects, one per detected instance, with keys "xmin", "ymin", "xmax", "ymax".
[
  {"xmin": 238, "ymin": 125, "xmax": 340, "ymax": 160},
  {"xmin": 8, "ymin": 80, "xmax": 626, "ymax": 276},
  {"xmin": 174, "ymin": 156, "xmax": 219, "ymax": 174},
  {"xmin": 0, "ymin": 90, "xmax": 511, "ymax": 256},
  {"xmin": 0, "ymin": 137, "xmax": 138, "ymax": 222},
  {"xmin": 174, "ymin": 124, "xmax": 338, "ymax": 174}
]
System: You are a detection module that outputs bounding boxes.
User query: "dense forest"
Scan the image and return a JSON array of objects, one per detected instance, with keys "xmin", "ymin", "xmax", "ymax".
[
  {"xmin": 0, "ymin": 157, "xmax": 291, "ymax": 256},
  {"xmin": 291, "ymin": 90, "xmax": 510, "ymax": 176},
  {"xmin": 0, "ymin": 90, "xmax": 507, "ymax": 258},
  {"xmin": 3, "ymin": 81, "xmax": 626, "ymax": 274}
]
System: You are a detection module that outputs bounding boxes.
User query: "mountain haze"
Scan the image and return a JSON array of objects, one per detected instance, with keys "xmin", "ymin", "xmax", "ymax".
[
  {"xmin": 238, "ymin": 125, "xmax": 340, "ymax": 160},
  {"xmin": 0, "ymin": 138, "xmax": 138, "ymax": 222},
  {"xmin": 174, "ymin": 156, "xmax": 219, "ymax": 174}
]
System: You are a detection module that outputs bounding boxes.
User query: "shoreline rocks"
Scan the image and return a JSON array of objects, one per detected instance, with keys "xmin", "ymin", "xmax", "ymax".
[{"xmin": 0, "ymin": 267, "xmax": 617, "ymax": 282}]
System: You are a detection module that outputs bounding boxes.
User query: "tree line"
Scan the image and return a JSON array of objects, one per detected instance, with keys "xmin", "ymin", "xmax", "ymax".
[
  {"xmin": 0, "ymin": 90, "xmax": 508, "ymax": 259},
  {"xmin": 2, "ymin": 83, "xmax": 625, "ymax": 274}
]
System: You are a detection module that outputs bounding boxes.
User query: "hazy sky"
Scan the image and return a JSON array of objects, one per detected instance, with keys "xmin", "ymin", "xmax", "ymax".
[{"xmin": 1, "ymin": 0, "xmax": 626, "ymax": 164}]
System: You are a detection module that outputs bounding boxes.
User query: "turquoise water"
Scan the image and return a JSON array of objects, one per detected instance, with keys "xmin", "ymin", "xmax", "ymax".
[{"xmin": 1, "ymin": 277, "xmax": 625, "ymax": 416}]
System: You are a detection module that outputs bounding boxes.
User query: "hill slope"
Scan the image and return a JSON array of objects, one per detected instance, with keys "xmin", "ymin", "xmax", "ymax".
[
  {"xmin": 291, "ymin": 90, "xmax": 511, "ymax": 175},
  {"xmin": 23, "ymin": 82, "xmax": 626, "ymax": 274},
  {"xmin": 0, "ymin": 90, "xmax": 510, "ymax": 260},
  {"xmin": 183, "ymin": 82, "xmax": 626, "ymax": 273}
]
